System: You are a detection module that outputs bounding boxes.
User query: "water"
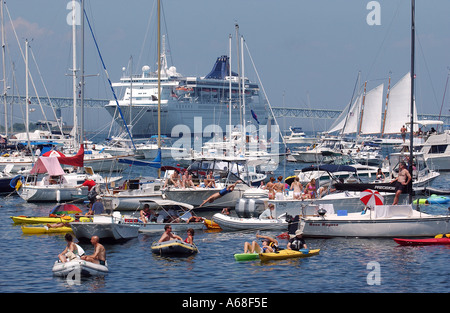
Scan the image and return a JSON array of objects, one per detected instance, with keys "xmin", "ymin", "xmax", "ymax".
[{"xmin": 1, "ymin": 157, "xmax": 449, "ymax": 294}]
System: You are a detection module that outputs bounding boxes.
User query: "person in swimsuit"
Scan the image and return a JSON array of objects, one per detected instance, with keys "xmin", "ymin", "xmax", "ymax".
[
  {"xmin": 244, "ymin": 233, "xmax": 279, "ymax": 253},
  {"xmin": 140, "ymin": 204, "xmax": 157, "ymax": 223},
  {"xmin": 290, "ymin": 177, "xmax": 303, "ymax": 200},
  {"xmin": 304, "ymin": 178, "xmax": 317, "ymax": 199},
  {"xmin": 198, "ymin": 180, "xmax": 242, "ymax": 207},
  {"xmin": 274, "ymin": 176, "xmax": 285, "ymax": 200},
  {"xmin": 390, "ymin": 162, "xmax": 411, "ymax": 205},
  {"xmin": 81, "ymin": 236, "xmax": 106, "ymax": 265},
  {"xmin": 184, "ymin": 228, "xmax": 194, "ymax": 245},
  {"xmin": 266, "ymin": 177, "xmax": 276, "ymax": 200},
  {"xmin": 58, "ymin": 233, "xmax": 79, "ymax": 263}
]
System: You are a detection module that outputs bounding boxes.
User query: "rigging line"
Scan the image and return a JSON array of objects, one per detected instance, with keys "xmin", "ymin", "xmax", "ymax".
[
  {"xmin": 83, "ymin": 9, "xmax": 136, "ymax": 151},
  {"xmin": 243, "ymin": 40, "xmax": 286, "ymax": 149},
  {"xmin": 29, "ymin": 47, "xmax": 64, "ymax": 135},
  {"xmin": 137, "ymin": 0, "xmax": 157, "ymax": 69}
]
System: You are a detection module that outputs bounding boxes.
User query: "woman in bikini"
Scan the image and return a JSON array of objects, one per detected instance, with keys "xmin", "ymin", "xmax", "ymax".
[
  {"xmin": 290, "ymin": 177, "xmax": 303, "ymax": 200},
  {"xmin": 304, "ymin": 178, "xmax": 317, "ymax": 199},
  {"xmin": 266, "ymin": 177, "xmax": 276, "ymax": 200}
]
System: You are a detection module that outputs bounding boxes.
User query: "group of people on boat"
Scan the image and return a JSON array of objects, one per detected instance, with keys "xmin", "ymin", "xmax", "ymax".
[
  {"xmin": 58, "ymin": 233, "xmax": 106, "ymax": 266},
  {"xmin": 260, "ymin": 176, "xmax": 319, "ymax": 200},
  {"xmin": 158, "ymin": 224, "xmax": 195, "ymax": 245},
  {"xmin": 162, "ymin": 169, "xmax": 202, "ymax": 189}
]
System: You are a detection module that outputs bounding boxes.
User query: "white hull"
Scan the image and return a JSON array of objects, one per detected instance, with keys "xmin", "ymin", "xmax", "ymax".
[
  {"xmin": 70, "ymin": 215, "xmax": 140, "ymax": 241},
  {"xmin": 104, "ymin": 194, "xmax": 163, "ymax": 211},
  {"xmin": 212, "ymin": 213, "xmax": 288, "ymax": 231},
  {"xmin": 18, "ymin": 186, "xmax": 87, "ymax": 202},
  {"xmin": 52, "ymin": 259, "xmax": 108, "ymax": 277},
  {"xmin": 302, "ymin": 205, "xmax": 450, "ymax": 238}
]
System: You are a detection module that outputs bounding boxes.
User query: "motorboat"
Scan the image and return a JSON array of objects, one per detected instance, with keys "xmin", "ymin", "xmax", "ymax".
[
  {"xmin": 70, "ymin": 212, "xmax": 140, "ymax": 242},
  {"xmin": 16, "ymin": 156, "xmax": 121, "ymax": 203},
  {"xmin": 291, "ymin": 137, "xmax": 348, "ymax": 163},
  {"xmin": 52, "ymin": 259, "xmax": 108, "ymax": 277},
  {"xmin": 212, "ymin": 212, "xmax": 289, "ymax": 231},
  {"xmin": 151, "ymin": 239, "xmax": 198, "ymax": 256},
  {"xmin": 283, "ymin": 127, "xmax": 315, "ymax": 145},
  {"xmin": 122, "ymin": 198, "xmax": 205, "ymax": 234},
  {"xmin": 101, "ymin": 176, "xmax": 163, "ymax": 211},
  {"xmin": 300, "ymin": 204, "xmax": 450, "ymax": 238},
  {"xmin": 162, "ymin": 157, "xmax": 251, "ymax": 209},
  {"xmin": 333, "ymin": 152, "xmax": 440, "ymax": 193},
  {"xmin": 419, "ymin": 130, "xmax": 450, "ymax": 171}
]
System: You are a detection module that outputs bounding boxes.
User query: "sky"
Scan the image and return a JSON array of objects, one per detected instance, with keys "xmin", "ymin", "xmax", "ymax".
[{"xmin": 2, "ymin": 0, "xmax": 450, "ymax": 133}]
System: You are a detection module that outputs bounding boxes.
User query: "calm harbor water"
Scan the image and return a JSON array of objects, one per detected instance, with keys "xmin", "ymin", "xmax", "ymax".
[{"xmin": 0, "ymin": 158, "xmax": 449, "ymax": 294}]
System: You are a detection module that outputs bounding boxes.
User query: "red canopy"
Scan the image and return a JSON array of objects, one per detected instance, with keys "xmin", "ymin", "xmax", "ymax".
[
  {"xmin": 57, "ymin": 145, "xmax": 84, "ymax": 168},
  {"xmin": 42, "ymin": 150, "xmax": 65, "ymax": 157}
]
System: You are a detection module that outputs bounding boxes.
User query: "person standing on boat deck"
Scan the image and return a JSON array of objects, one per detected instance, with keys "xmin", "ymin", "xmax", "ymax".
[
  {"xmin": 198, "ymin": 180, "xmax": 242, "ymax": 207},
  {"xmin": 259, "ymin": 203, "xmax": 275, "ymax": 219},
  {"xmin": 244, "ymin": 234, "xmax": 278, "ymax": 253},
  {"xmin": 391, "ymin": 162, "xmax": 412, "ymax": 205},
  {"xmin": 86, "ymin": 195, "xmax": 104, "ymax": 215},
  {"xmin": 158, "ymin": 225, "xmax": 183, "ymax": 243},
  {"xmin": 290, "ymin": 177, "xmax": 303, "ymax": 200},
  {"xmin": 304, "ymin": 178, "xmax": 317, "ymax": 199},
  {"xmin": 287, "ymin": 230, "xmax": 308, "ymax": 251},
  {"xmin": 81, "ymin": 236, "xmax": 106, "ymax": 265},
  {"xmin": 58, "ymin": 233, "xmax": 79, "ymax": 263},
  {"xmin": 266, "ymin": 177, "xmax": 276, "ymax": 200},
  {"xmin": 400, "ymin": 125, "xmax": 407, "ymax": 143},
  {"xmin": 274, "ymin": 176, "xmax": 284, "ymax": 200}
]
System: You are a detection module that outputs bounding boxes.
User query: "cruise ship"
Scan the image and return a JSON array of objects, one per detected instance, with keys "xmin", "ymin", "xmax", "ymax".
[{"xmin": 105, "ymin": 53, "xmax": 268, "ymax": 138}]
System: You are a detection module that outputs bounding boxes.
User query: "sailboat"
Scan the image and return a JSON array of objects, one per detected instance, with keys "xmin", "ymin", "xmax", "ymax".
[{"xmin": 300, "ymin": 0, "xmax": 450, "ymax": 238}]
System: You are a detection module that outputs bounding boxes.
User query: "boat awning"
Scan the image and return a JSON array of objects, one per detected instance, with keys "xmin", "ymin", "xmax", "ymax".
[
  {"xmin": 30, "ymin": 157, "xmax": 65, "ymax": 176},
  {"xmin": 118, "ymin": 157, "xmax": 161, "ymax": 168},
  {"xmin": 139, "ymin": 198, "xmax": 194, "ymax": 211},
  {"xmin": 301, "ymin": 164, "xmax": 357, "ymax": 173}
]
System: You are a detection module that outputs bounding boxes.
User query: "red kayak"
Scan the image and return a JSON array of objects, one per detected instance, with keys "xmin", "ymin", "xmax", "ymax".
[{"xmin": 394, "ymin": 237, "xmax": 450, "ymax": 246}]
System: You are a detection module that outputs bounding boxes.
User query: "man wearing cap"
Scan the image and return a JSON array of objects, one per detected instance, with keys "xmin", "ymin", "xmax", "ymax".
[
  {"xmin": 287, "ymin": 230, "xmax": 308, "ymax": 251},
  {"xmin": 86, "ymin": 196, "xmax": 105, "ymax": 215},
  {"xmin": 259, "ymin": 203, "xmax": 275, "ymax": 219}
]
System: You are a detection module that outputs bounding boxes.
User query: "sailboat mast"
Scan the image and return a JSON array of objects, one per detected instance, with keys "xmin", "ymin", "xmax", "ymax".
[
  {"xmin": 381, "ymin": 73, "xmax": 391, "ymax": 136},
  {"xmin": 241, "ymin": 35, "xmax": 246, "ymax": 148},
  {"xmin": 1, "ymin": 1, "xmax": 7, "ymax": 137},
  {"xmin": 228, "ymin": 34, "xmax": 232, "ymax": 147},
  {"xmin": 157, "ymin": 0, "xmax": 161, "ymax": 149},
  {"xmin": 72, "ymin": 0, "xmax": 77, "ymax": 148},
  {"xmin": 358, "ymin": 81, "xmax": 367, "ymax": 136},
  {"xmin": 409, "ymin": 0, "xmax": 415, "ymax": 204},
  {"xmin": 80, "ymin": 0, "xmax": 85, "ymax": 147}
]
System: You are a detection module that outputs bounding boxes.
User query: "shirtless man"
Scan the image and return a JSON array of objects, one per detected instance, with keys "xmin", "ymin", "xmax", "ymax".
[
  {"xmin": 290, "ymin": 177, "xmax": 303, "ymax": 200},
  {"xmin": 266, "ymin": 177, "xmax": 276, "ymax": 200},
  {"xmin": 391, "ymin": 162, "xmax": 412, "ymax": 205},
  {"xmin": 199, "ymin": 180, "xmax": 242, "ymax": 208},
  {"xmin": 274, "ymin": 176, "xmax": 285, "ymax": 200},
  {"xmin": 400, "ymin": 125, "xmax": 407, "ymax": 143},
  {"xmin": 81, "ymin": 236, "xmax": 106, "ymax": 265},
  {"xmin": 158, "ymin": 224, "xmax": 183, "ymax": 243},
  {"xmin": 164, "ymin": 171, "xmax": 180, "ymax": 188}
]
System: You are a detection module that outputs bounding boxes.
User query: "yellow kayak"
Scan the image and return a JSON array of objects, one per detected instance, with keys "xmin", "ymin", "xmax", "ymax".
[
  {"xmin": 259, "ymin": 249, "xmax": 320, "ymax": 262},
  {"xmin": 11, "ymin": 215, "xmax": 74, "ymax": 224},
  {"xmin": 21, "ymin": 226, "xmax": 73, "ymax": 234}
]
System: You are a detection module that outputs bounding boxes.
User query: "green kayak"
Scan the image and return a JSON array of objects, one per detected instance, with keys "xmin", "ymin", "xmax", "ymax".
[{"xmin": 234, "ymin": 253, "xmax": 259, "ymax": 261}]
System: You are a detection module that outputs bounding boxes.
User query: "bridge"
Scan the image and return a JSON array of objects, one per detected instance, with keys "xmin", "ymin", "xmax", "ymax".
[{"xmin": 5, "ymin": 95, "xmax": 450, "ymax": 125}]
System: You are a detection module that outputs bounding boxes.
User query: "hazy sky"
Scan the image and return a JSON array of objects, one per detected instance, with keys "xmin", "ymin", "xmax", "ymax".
[{"xmin": 3, "ymin": 0, "xmax": 450, "ymax": 132}]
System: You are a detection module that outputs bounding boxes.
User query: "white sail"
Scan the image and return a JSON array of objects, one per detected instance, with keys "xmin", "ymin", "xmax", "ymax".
[
  {"xmin": 383, "ymin": 73, "xmax": 418, "ymax": 134},
  {"xmin": 328, "ymin": 94, "xmax": 361, "ymax": 134},
  {"xmin": 360, "ymin": 83, "xmax": 383, "ymax": 134}
]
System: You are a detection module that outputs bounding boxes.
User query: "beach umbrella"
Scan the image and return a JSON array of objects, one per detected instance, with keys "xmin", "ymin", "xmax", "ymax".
[
  {"xmin": 359, "ymin": 189, "xmax": 384, "ymax": 209},
  {"xmin": 42, "ymin": 150, "xmax": 66, "ymax": 157},
  {"xmin": 49, "ymin": 203, "xmax": 82, "ymax": 215}
]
